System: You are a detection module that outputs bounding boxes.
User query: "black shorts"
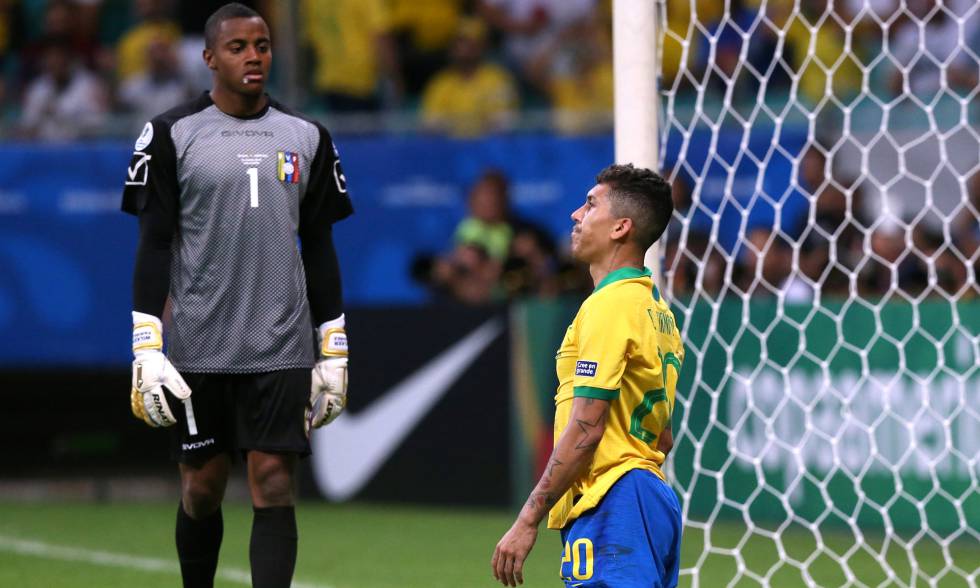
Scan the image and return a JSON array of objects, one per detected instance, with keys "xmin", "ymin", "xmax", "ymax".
[{"xmin": 169, "ymin": 368, "xmax": 312, "ymax": 464}]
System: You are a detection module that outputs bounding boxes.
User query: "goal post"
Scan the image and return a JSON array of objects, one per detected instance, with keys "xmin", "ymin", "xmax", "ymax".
[
  {"xmin": 612, "ymin": 0, "xmax": 980, "ymax": 586},
  {"xmin": 613, "ymin": 0, "xmax": 663, "ymax": 281}
]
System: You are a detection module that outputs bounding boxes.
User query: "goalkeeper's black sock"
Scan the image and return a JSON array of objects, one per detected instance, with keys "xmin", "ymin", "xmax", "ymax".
[
  {"xmin": 175, "ymin": 502, "xmax": 223, "ymax": 588},
  {"xmin": 249, "ymin": 506, "xmax": 298, "ymax": 588}
]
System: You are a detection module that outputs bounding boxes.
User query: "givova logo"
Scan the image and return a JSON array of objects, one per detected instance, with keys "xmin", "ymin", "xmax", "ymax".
[{"xmin": 182, "ymin": 438, "xmax": 215, "ymax": 451}]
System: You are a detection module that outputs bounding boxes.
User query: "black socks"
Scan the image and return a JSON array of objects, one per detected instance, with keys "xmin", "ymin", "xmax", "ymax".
[
  {"xmin": 175, "ymin": 502, "xmax": 297, "ymax": 588},
  {"xmin": 249, "ymin": 506, "xmax": 298, "ymax": 588},
  {"xmin": 175, "ymin": 503, "xmax": 223, "ymax": 588}
]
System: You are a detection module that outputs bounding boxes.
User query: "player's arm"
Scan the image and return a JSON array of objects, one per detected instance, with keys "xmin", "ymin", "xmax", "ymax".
[
  {"xmin": 299, "ymin": 223, "xmax": 348, "ymax": 429},
  {"xmin": 494, "ymin": 297, "xmax": 631, "ymax": 586},
  {"xmin": 299, "ymin": 123, "xmax": 354, "ymax": 428},
  {"xmin": 657, "ymin": 422, "xmax": 674, "ymax": 456},
  {"xmin": 493, "ymin": 396, "xmax": 610, "ymax": 586},
  {"xmin": 122, "ymin": 120, "xmax": 191, "ymax": 428}
]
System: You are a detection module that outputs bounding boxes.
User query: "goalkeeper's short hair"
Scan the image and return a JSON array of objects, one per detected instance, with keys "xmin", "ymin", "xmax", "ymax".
[
  {"xmin": 204, "ymin": 2, "xmax": 263, "ymax": 49},
  {"xmin": 597, "ymin": 164, "xmax": 674, "ymax": 250}
]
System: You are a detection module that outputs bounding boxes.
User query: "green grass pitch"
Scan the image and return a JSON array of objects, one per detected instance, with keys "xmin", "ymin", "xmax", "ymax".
[{"xmin": 0, "ymin": 501, "xmax": 973, "ymax": 587}]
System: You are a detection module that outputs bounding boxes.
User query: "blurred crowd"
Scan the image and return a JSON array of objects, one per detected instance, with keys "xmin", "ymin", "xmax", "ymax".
[
  {"xmin": 0, "ymin": 0, "xmax": 618, "ymax": 140},
  {"xmin": 1, "ymin": 0, "xmax": 978, "ymax": 140},
  {"xmin": 410, "ymin": 169, "xmax": 595, "ymax": 304},
  {"xmin": 663, "ymin": 154, "xmax": 980, "ymax": 304},
  {"xmin": 415, "ymin": 162, "xmax": 979, "ymax": 306},
  {"xmin": 661, "ymin": 0, "xmax": 979, "ymax": 108},
  {"xmin": 0, "ymin": 0, "xmax": 976, "ymax": 303}
]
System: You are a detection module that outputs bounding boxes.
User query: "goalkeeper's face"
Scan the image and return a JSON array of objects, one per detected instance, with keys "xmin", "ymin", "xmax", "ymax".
[
  {"xmin": 205, "ymin": 16, "xmax": 271, "ymax": 97},
  {"xmin": 570, "ymin": 183, "xmax": 619, "ymax": 263}
]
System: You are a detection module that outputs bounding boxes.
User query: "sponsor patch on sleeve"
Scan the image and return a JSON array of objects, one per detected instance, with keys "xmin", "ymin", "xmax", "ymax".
[
  {"xmin": 575, "ymin": 360, "xmax": 598, "ymax": 377},
  {"xmin": 134, "ymin": 121, "xmax": 154, "ymax": 150},
  {"xmin": 126, "ymin": 151, "xmax": 152, "ymax": 186}
]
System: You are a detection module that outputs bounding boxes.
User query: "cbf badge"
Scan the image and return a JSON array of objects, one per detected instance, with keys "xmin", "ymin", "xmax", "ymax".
[{"xmin": 277, "ymin": 151, "xmax": 300, "ymax": 183}]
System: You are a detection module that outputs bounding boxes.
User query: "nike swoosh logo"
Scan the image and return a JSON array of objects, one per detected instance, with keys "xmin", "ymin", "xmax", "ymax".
[{"xmin": 311, "ymin": 318, "xmax": 503, "ymax": 500}]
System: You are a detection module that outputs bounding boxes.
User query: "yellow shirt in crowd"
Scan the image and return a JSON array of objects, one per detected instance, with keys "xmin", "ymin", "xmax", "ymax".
[
  {"xmin": 116, "ymin": 21, "xmax": 181, "ymax": 81},
  {"xmin": 549, "ymin": 62, "xmax": 613, "ymax": 134},
  {"xmin": 301, "ymin": 0, "xmax": 392, "ymax": 98},
  {"xmin": 389, "ymin": 0, "xmax": 462, "ymax": 52},
  {"xmin": 421, "ymin": 63, "xmax": 517, "ymax": 137}
]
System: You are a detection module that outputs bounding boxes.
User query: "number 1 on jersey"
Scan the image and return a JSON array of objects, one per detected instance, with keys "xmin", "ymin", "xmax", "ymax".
[{"xmin": 246, "ymin": 167, "xmax": 259, "ymax": 207}]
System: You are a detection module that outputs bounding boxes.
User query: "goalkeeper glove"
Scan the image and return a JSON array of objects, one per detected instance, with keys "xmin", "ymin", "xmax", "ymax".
[
  {"xmin": 130, "ymin": 311, "xmax": 191, "ymax": 427},
  {"xmin": 308, "ymin": 314, "xmax": 348, "ymax": 429}
]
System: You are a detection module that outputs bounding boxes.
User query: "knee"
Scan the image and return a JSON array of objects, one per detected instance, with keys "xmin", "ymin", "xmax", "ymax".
[
  {"xmin": 249, "ymin": 457, "xmax": 294, "ymax": 506},
  {"xmin": 182, "ymin": 476, "xmax": 224, "ymax": 518}
]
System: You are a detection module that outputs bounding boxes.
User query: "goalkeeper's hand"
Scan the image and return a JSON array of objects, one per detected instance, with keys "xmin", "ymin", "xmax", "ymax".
[
  {"xmin": 308, "ymin": 314, "xmax": 348, "ymax": 429},
  {"xmin": 130, "ymin": 312, "xmax": 192, "ymax": 428}
]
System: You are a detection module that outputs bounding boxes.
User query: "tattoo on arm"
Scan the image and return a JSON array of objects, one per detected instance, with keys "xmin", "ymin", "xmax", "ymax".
[
  {"xmin": 546, "ymin": 457, "xmax": 564, "ymax": 478},
  {"xmin": 525, "ymin": 492, "xmax": 557, "ymax": 510},
  {"xmin": 573, "ymin": 414, "xmax": 605, "ymax": 451},
  {"xmin": 517, "ymin": 401, "xmax": 608, "ymax": 524},
  {"xmin": 574, "ymin": 437, "xmax": 601, "ymax": 451}
]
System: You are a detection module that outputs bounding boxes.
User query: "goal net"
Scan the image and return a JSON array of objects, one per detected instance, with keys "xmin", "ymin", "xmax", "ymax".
[{"xmin": 654, "ymin": 0, "xmax": 980, "ymax": 586}]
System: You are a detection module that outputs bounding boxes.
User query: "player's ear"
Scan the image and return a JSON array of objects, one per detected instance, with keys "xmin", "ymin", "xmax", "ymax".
[
  {"xmin": 203, "ymin": 47, "xmax": 216, "ymax": 70},
  {"xmin": 611, "ymin": 217, "xmax": 632, "ymax": 241}
]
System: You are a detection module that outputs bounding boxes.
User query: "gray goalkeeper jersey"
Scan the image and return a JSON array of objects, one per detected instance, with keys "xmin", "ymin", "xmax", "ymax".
[{"xmin": 122, "ymin": 93, "xmax": 353, "ymax": 373}]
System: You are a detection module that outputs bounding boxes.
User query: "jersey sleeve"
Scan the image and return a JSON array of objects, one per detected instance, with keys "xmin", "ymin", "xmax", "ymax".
[
  {"xmin": 122, "ymin": 120, "xmax": 179, "ymax": 316},
  {"xmin": 120, "ymin": 120, "xmax": 179, "ymax": 217},
  {"xmin": 572, "ymin": 295, "xmax": 635, "ymax": 401},
  {"xmin": 300, "ymin": 123, "xmax": 354, "ymax": 229}
]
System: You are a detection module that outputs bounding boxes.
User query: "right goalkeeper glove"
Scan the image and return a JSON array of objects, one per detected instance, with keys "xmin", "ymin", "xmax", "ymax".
[
  {"xmin": 308, "ymin": 314, "xmax": 348, "ymax": 430},
  {"xmin": 130, "ymin": 311, "xmax": 191, "ymax": 427}
]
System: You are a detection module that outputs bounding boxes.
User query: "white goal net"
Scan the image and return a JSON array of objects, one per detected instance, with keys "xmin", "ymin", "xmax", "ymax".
[{"xmin": 655, "ymin": 0, "xmax": 979, "ymax": 586}]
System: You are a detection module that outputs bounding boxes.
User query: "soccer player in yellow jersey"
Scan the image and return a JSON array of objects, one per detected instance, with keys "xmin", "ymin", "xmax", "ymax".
[{"xmin": 493, "ymin": 164, "xmax": 683, "ymax": 587}]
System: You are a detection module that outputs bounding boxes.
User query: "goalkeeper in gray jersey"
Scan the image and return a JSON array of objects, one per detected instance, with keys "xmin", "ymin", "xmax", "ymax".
[{"xmin": 121, "ymin": 4, "xmax": 352, "ymax": 587}]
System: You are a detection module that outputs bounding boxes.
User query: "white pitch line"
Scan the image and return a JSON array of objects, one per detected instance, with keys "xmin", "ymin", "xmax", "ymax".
[{"xmin": 0, "ymin": 534, "xmax": 333, "ymax": 588}]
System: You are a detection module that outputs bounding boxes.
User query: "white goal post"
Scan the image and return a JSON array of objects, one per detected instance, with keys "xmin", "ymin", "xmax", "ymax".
[{"xmin": 614, "ymin": 0, "xmax": 663, "ymax": 281}]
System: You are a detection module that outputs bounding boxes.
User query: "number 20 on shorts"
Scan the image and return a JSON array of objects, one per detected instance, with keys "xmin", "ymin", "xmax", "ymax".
[{"xmin": 561, "ymin": 537, "xmax": 594, "ymax": 580}]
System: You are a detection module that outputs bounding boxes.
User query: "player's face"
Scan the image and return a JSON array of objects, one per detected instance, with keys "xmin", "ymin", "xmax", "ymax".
[
  {"xmin": 570, "ymin": 184, "xmax": 617, "ymax": 262},
  {"xmin": 204, "ymin": 17, "xmax": 271, "ymax": 96}
]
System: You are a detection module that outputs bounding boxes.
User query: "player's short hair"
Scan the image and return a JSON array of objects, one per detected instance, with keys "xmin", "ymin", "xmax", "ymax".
[
  {"xmin": 205, "ymin": 2, "xmax": 263, "ymax": 49},
  {"xmin": 597, "ymin": 163, "xmax": 674, "ymax": 250}
]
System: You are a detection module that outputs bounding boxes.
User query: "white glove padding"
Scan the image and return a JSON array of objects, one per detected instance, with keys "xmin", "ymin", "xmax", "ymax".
[
  {"xmin": 130, "ymin": 311, "xmax": 192, "ymax": 428},
  {"xmin": 308, "ymin": 314, "xmax": 348, "ymax": 429},
  {"xmin": 309, "ymin": 357, "xmax": 348, "ymax": 428},
  {"xmin": 131, "ymin": 351, "xmax": 192, "ymax": 427}
]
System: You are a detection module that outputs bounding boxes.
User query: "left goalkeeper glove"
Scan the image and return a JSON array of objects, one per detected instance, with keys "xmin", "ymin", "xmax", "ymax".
[
  {"xmin": 130, "ymin": 311, "xmax": 192, "ymax": 428},
  {"xmin": 308, "ymin": 314, "xmax": 348, "ymax": 429}
]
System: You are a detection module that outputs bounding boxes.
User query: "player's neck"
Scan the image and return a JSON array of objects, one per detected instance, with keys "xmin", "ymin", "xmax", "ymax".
[
  {"xmin": 209, "ymin": 87, "xmax": 269, "ymax": 118},
  {"xmin": 589, "ymin": 243, "xmax": 644, "ymax": 288}
]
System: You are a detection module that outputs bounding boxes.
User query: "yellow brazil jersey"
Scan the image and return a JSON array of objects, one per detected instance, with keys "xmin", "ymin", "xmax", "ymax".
[
  {"xmin": 420, "ymin": 63, "xmax": 518, "ymax": 137},
  {"xmin": 547, "ymin": 267, "xmax": 684, "ymax": 530},
  {"xmin": 301, "ymin": 0, "xmax": 392, "ymax": 97},
  {"xmin": 390, "ymin": 0, "xmax": 462, "ymax": 52},
  {"xmin": 116, "ymin": 21, "xmax": 182, "ymax": 81},
  {"xmin": 550, "ymin": 62, "xmax": 614, "ymax": 134}
]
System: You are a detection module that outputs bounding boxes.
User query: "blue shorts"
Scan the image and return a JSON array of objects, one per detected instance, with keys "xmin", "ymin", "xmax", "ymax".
[{"xmin": 559, "ymin": 469, "xmax": 682, "ymax": 588}]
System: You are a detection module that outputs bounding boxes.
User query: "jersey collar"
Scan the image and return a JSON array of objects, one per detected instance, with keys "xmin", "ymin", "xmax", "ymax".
[
  {"xmin": 593, "ymin": 266, "xmax": 652, "ymax": 292},
  {"xmin": 202, "ymin": 91, "xmax": 272, "ymax": 120}
]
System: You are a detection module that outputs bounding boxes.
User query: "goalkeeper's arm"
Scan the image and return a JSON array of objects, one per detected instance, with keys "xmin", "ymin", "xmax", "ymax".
[
  {"xmin": 299, "ymin": 223, "xmax": 348, "ymax": 428},
  {"xmin": 129, "ymin": 193, "xmax": 190, "ymax": 428},
  {"xmin": 133, "ymin": 200, "xmax": 174, "ymax": 318}
]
